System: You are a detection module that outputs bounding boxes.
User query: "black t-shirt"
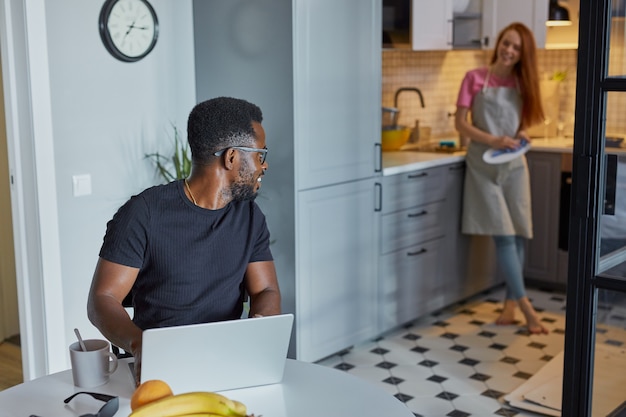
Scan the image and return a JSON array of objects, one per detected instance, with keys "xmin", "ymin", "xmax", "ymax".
[{"xmin": 99, "ymin": 180, "xmax": 273, "ymax": 329}]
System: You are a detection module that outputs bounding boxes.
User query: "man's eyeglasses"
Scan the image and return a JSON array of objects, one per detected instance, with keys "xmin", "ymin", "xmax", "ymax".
[
  {"xmin": 29, "ymin": 392, "xmax": 118, "ymax": 417},
  {"xmin": 214, "ymin": 146, "xmax": 268, "ymax": 164}
]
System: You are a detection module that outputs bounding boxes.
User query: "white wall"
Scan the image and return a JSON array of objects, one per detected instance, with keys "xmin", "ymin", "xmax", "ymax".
[
  {"xmin": 2, "ymin": 0, "xmax": 196, "ymax": 374},
  {"xmin": 46, "ymin": 0, "xmax": 195, "ymax": 358},
  {"xmin": 47, "ymin": 0, "xmax": 196, "ymax": 369}
]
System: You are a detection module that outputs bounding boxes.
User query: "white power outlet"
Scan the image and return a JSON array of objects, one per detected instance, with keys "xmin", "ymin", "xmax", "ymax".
[{"xmin": 72, "ymin": 174, "xmax": 92, "ymax": 197}]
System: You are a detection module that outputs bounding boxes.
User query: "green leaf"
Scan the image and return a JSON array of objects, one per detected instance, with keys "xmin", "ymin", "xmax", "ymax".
[{"xmin": 145, "ymin": 124, "xmax": 192, "ymax": 184}]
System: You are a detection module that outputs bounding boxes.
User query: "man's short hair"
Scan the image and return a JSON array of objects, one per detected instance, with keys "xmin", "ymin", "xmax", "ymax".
[{"xmin": 187, "ymin": 97, "xmax": 263, "ymax": 164}]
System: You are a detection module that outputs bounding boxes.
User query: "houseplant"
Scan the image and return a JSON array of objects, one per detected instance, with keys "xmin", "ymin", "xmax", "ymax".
[{"xmin": 145, "ymin": 124, "xmax": 191, "ymax": 183}]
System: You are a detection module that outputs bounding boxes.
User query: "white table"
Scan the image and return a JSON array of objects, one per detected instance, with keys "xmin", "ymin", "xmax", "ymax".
[{"xmin": 0, "ymin": 359, "xmax": 413, "ymax": 417}]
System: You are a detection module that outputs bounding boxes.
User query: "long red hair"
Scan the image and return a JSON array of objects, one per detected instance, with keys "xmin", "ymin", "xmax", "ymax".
[{"xmin": 490, "ymin": 22, "xmax": 544, "ymax": 129}]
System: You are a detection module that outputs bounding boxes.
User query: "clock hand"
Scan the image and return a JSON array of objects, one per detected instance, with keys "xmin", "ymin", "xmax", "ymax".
[{"xmin": 124, "ymin": 20, "xmax": 137, "ymax": 36}]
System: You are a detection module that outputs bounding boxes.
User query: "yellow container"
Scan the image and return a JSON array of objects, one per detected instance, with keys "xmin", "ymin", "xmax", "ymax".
[{"xmin": 381, "ymin": 127, "xmax": 412, "ymax": 151}]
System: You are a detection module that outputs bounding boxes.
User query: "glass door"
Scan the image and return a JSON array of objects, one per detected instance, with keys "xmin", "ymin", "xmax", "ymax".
[{"xmin": 562, "ymin": 0, "xmax": 626, "ymax": 415}]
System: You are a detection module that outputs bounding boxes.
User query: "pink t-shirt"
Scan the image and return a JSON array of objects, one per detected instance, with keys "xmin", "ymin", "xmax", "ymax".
[{"xmin": 456, "ymin": 67, "xmax": 518, "ymax": 108}]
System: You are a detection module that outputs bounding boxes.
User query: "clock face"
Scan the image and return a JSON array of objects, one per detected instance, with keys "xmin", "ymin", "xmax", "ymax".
[{"xmin": 99, "ymin": 0, "xmax": 159, "ymax": 62}]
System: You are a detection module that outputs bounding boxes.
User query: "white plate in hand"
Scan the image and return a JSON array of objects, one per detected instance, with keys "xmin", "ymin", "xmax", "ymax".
[{"xmin": 483, "ymin": 140, "xmax": 531, "ymax": 164}]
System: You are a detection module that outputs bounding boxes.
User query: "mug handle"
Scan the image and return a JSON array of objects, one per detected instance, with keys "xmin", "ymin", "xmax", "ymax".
[{"xmin": 105, "ymin": 352, "xmax": 118, "ymax": 375}]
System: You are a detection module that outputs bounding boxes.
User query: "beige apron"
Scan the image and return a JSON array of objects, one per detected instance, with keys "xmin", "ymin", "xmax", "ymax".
[{"xmin": 461, "ymin": 69, "xmax": 533, "ymax": 238}]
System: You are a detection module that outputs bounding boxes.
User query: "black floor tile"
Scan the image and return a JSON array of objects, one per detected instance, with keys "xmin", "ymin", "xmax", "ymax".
[
  {"xmin": 500, "ymin": 356, "xmax": 520, "ymax": 364},
  {"xmin": 459, "ymin": 358, "xmax": 480, "ymax": 367},
  {"xmin": 469, "ymin": 373, "xmax": 491, "ymax": 382},
  {"xmin": 334, "ymin": 362, "xmax": 354, "ymax": 371},
  {"xmin": 395, "ymin": 393, "xmax": 413, "ymax": 402},
  {"xmin": 436, "ymin": 391, "xmax": 459, "ymax": 401},
  {"xmin": 419, "ymin": 359, "xmax": 438, "ymax": 368},
  {"xmin": 447, "ymin": 410, "xmax": 471, "ymax": 417},
  {"xmin": 489, "ymin": 343, "xmax": 507, "ymax": 350},
  {"xmin": 513, "ymin": 371, "xmax": 533, "ymax": 380},
  {"xmin": 481, "ymin": 389, "xmax": 506, "ymax": 399},
  {"xmin": 494, "ymin": 408, "xmax": 519, "ymax": 416},
  {"xmin": 376, "ymin": 361, "xmax": 397, "ymax": 369},
  {"xmin": 427, "ymin": 374, "xmax": 448, "ymax": 383},
  {"xmin": 450, "ymin": 344, "xmax": 469, "ymax": 352},
  {"xmin": 383, "ymin": 376, "xmax": 404, "ymax": 385},
  {"xmin": 411, "ymin": 345, "xmax": 429, "ymax": 354}
]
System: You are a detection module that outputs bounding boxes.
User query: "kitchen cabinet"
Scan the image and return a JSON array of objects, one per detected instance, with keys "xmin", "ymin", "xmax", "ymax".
[
  {"xmin": 398, "ymin": 0, "xmax": 548, "ymax": 51},
  {"xmin": 410, "ymin": 0, "xmax": 453, "ymax": 50},
  {"xmin": 378, "ymin": 165, "xmax": 448, "ymax": 332},
  {"xmin": 440, "ymin": 162, "xmax": 501, "ymax": 300},
  {"xmin": 293, "ymin": 0, "xmax": 381, "ymax": 361},
  {"xmin": 441, "ymin": 162, "xmax": 471, "ymax": 303},
  {"xmin": 193, "ymin": 0, "xmax": 381, "ymax": 363},
  {"xmin": 379, "ymin": 238, "xmax": 445, "ymax": 331},
  {"xmin": 452, "ymin": 9, "xmax": 486, "ymax": 49},
  {"xmin": 297, "ymin": 179, "xmax": 380, "ymax": 362},
  {"xmin": 524, "ymin": 151, "xmax": 568, "ymax": 286},
  {"xmin": 378, "ymin": 159, "xmax": 504, "ymax": 333},
  {"xmin": 295, "ymin": 0, "xmax": 380, "ymax": 190},
  {"xmin": 482, "ymin": 0, "xmax": 548, "ymax": 48}
]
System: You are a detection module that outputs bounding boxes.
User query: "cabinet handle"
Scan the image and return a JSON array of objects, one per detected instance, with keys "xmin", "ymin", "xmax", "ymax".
[
  {"xmin": 374, "ymin": 143, "xmax": 382, "ymax": 173},
  {"xmin": 407, "ymin": 210, "xmax": 427, "ymax": 218},
  {"xmin": 407, "ymin": 248, "xmax": 427, "ymax": 256},
  {"xmin": 407, "ymin": 172, "xmax": 427, "ymax": 179},
  {"xmin": 374, "ymin": 182, "xmax": 382, "ymax": 212},
  {"xmin": 604, "ymin": 154, "xmax": 617, "ymax": 215}
]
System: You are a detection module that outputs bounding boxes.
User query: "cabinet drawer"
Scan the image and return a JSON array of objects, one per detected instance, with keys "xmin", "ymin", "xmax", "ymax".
[
  {"xmin": 383, "ymin": 166, "xmax": 446, "ymax": 214},
  {"xmin": 379, "ymin": 238, "xmax": 445, "ymax": 332},
  {"xmin": 381, "ymin": 201, "xmax": 445, "ymax": 254}
]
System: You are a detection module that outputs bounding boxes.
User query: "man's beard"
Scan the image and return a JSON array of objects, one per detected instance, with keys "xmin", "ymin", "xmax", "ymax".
[{"xmin": 230, "ymin": 163, "xmax": 258, "ymax": 202}]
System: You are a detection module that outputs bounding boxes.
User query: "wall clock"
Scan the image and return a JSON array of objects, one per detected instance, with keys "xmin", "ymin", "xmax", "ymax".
[{"xmin": 99, "ymin": 0, "xmax": 159, "ymax": 62}]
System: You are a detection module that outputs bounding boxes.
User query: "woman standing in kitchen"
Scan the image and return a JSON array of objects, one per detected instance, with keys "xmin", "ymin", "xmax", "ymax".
[{"xmin": 455, "ymin": 22, "xmax": 548, "ymax": 334}]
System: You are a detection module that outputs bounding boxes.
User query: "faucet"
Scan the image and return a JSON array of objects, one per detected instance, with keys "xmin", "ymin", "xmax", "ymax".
[
  {"xmin": 394, "ymin": 87, "xmax": 425, "ymax": 109},
  {"xmin": 394, "ymin": 87, "xmax": 426, "ymax": 145}
]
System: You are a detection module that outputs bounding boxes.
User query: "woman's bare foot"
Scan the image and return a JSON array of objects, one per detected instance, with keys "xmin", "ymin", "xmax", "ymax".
[
  {"xmin": 526, "ymin": 320, "xmax": 549, "ymax": 334},
  {"xmin": 518, "ymin": 297, "xmax": 549, "ymax": 334},
  {"xmin": 495, "ymin": 299, "xmax": 517, "ymax": 325}
]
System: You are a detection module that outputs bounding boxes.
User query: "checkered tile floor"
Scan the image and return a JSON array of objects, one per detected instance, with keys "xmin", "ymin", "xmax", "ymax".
[{"xmin": 317, "ymin": 285, "xmax": 626, "ymax": 417}]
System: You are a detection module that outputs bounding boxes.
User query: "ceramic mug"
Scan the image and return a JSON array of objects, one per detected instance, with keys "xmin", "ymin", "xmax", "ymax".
[{"xmin": 69, "ymin": 339, "xmax": 118, "ymax": 388}]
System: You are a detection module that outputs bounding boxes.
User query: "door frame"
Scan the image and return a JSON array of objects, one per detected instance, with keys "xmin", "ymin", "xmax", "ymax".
[
  {"xmin": 562, "ymin": 0, "xmax": 626, "ymax": 414},
  {"xmin": 0, "ymin": 29, "xmax": 19, "ymax": 343},
  {"xmin": 0, "ymin": 0, "xmax": 67, "ymax": 379}
]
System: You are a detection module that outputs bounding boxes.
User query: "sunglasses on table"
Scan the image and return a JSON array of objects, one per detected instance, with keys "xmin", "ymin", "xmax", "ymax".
[
  {"xmin": 30, "ymin": 391, "xmax": 119, "ymax": 417},
  {"xmin": 214, "ymin": 146, "xmax": 268, "ymax": 164}
]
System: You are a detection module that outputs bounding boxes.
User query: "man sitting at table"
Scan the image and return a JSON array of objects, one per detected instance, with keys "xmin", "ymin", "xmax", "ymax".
[{"xmin": 87, "ymin": 97, "xmax": 281, "ymax": 384}]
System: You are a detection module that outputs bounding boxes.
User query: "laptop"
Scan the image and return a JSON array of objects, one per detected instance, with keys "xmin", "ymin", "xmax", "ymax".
[{"xmin": 139, "ymin": 313, "xmax": 294, "ymax": 393}]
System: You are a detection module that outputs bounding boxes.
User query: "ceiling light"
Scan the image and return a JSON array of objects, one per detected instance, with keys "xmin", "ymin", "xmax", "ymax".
[{"xmin": 547, "ymin": 0, "xmax": 572, "ymax": 26}]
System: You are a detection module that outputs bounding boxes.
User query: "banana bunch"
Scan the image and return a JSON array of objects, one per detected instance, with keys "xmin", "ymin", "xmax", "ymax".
[{"xmin": 128, "ymin": 391, "xmax": 248, "ymax": 417}]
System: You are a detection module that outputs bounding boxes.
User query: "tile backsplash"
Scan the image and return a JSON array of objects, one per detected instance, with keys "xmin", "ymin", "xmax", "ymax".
[{"xmin": 382, "ymin": 49, "xmax": 579, "ymax": 140}]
